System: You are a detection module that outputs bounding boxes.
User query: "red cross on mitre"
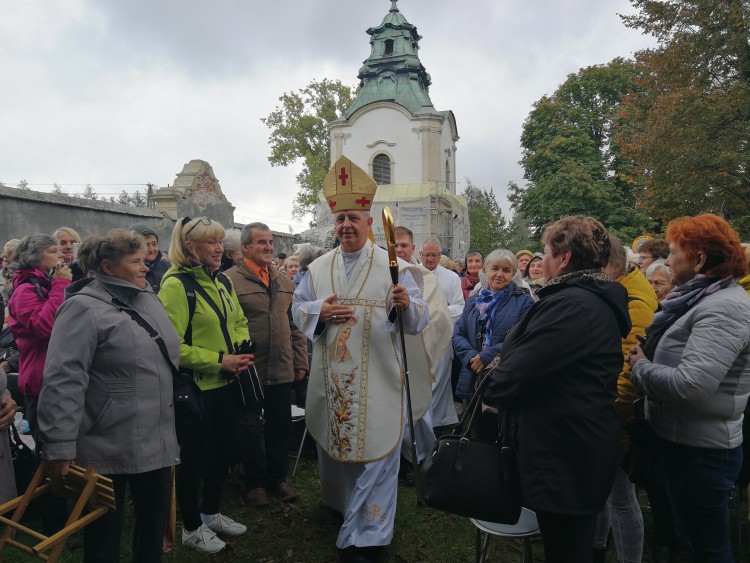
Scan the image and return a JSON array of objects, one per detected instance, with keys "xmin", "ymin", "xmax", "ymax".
[
  {"xmin": 328, "ymin": 200, "xmax": 336, "ymax": 210},
  {"xmin": 338, "ymin": 167, "xmax": 349, "ymax": 187},
  {"xmin": 355, "ymin": 196, "xmax": 371, "ymax": 207}
]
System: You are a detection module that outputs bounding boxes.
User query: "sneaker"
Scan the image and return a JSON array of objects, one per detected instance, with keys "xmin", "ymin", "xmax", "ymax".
[
  {"xmin": 205, "ymin": 513, "xmax": 247, "ymax": 537},
  {"xmin": 182, "ymin": 524, "xmax": 225, "ymax": 554}
]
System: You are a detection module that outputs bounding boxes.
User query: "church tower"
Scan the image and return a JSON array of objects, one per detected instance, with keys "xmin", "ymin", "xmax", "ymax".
[{"xmin": 328, "ymin": 0, "xmax": 468, "ymax": 256}]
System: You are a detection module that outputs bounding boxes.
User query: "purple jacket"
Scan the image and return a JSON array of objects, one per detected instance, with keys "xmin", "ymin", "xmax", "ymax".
[{"xmin": 8, "ymin": 268, "xmax": 71, "ymax": 396}]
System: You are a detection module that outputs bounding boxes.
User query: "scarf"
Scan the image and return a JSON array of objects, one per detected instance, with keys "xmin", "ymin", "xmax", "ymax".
[
  {"xmin": 543, "ymin": 268, "xmax": 611, "ymax": 288},
  {"xmin": 475, "ymin": 284, "xmax": 513, "ymax": 349},
  {"xmin": 641, "ymin": 274, "xmax": 733, "ymax": 360}
]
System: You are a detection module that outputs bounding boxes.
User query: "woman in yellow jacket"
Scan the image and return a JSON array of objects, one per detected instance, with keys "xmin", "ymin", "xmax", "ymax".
[
  {"xmin": 595, "ymin": 235, "xmax": 657, "ymax": 563},
  {"xmin": 159, "ymin": 217, "xmax": 254, "ymax": 555}
]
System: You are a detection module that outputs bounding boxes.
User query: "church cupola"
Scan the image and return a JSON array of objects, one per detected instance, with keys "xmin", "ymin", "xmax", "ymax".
[{"xmin": 345, "ymin": 0, "xmax": 434, "ymax": 117}]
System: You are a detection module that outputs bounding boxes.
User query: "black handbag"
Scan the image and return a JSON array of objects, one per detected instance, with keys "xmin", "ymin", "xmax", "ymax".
[
  {"xmin": 621, "ymin": 396, "xmax": 661, "ymax": 486},
  {"xmin": 420, "ymin": 369, "xmax": 522, "ymax": 524},
  {"xmin": 9, "ymin": 421, "xmax": 37, "ymax": 496}
]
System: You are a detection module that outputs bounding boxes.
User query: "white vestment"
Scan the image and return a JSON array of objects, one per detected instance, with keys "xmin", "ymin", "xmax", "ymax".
[
  {"xmin": 292, "ymin": 240, "xmax": 428, "ymax": 548},
  {"xmin": 401, "ymin": 265, "xmax": 456, "ymax": 462},
  {"xmin": 430, "ymin": 265, "xmax": 465, "ymax": 426}
]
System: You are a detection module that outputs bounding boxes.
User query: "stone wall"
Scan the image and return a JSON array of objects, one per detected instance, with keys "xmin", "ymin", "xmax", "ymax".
[
  {"xmin": 0, "ymin": 185, "xmax": 296, "ymax": 258},
  {"xmin": 0, "ymin": 185, "xmax": 175, "ymax": 243}
]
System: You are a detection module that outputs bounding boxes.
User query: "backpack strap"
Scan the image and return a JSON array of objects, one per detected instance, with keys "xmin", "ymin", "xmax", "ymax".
[
  {"xmin": 22, "ymin": 276, "xmax": 47, "ymax": 299},
  {"xmin": 171, "ymin": 273, "xmax": 234, "ymax": 353},
  {"xmin": 172, "ymin": 274, "xmax": 198, "ymax": 346}
]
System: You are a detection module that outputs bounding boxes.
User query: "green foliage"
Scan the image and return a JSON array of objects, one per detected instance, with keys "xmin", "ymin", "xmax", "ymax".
[
  {"xmin": 511, "ymin": 58, "xmax": 654, "ymax": 243},
  {"xmin": 618, "ymin": 0, "xmax": 750, "ymax": 238},
  {"xmin": 463, "ymin": 179, "xmax": 511, "ymax": 255},
  {"xmin": 261, "ymin": 79, "xmax": 355, "ymax": 221},
  {"xmin": 507, "ymin": 210, "xmax": 538, "ymax": 252}
]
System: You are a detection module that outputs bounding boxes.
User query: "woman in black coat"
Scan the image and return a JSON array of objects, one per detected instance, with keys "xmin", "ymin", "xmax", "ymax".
[{"xmin": 484, "ymin": 216, "xmax": 631, "ymax": 563}]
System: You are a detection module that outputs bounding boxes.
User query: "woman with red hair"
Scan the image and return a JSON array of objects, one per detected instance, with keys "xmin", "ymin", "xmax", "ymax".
[{"xmin": 628, "ymin": 213, "xmax": 750, "ymax": 562}]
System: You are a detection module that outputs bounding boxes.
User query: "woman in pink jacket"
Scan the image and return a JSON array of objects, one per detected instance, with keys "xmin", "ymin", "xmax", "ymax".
[{"xmin": 8, "ymin": 234, "xmax": 72, "ymax": 438}]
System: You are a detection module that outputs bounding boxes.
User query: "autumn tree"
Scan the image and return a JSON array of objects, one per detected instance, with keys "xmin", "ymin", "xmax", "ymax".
[
  {"xmin": 262, "ymin": 79, "xmax": 355, "ymax": 221},
  {"xmin": 618, "ymin": 0, "xmax": 750, "ymax": 237},
  {"xmin": 510, "ymin": 58, "xmax": 654, "ymax": 242},
  {"xmin": 463, "ymin": 180, "xmax": 511, "ymax": 255}
]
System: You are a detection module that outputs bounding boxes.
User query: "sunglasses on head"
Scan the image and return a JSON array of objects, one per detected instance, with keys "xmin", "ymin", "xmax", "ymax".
[{"xmin": 183, "ymin": 217, "xmax": 212, "ymax": 239}]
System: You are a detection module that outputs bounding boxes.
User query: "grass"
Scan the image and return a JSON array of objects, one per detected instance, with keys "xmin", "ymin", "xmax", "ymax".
[{"xmin": 3, "ymin": 450, "xmax": 749, "ymax": 562}]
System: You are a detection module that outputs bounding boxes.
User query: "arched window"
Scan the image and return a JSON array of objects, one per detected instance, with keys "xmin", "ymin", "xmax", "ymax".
[{"xmin": 373, "ymin": 154, "xmax": 391, "ymax": 184}]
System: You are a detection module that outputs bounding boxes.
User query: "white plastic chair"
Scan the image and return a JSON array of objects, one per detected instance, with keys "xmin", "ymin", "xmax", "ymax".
[
  {"xmin": 470, "ymin": 508, "xmax": 540, "ymax": 563},
  {"xmin": 290, "ymin": 405, "xmax": 307, "ymax": 478}
]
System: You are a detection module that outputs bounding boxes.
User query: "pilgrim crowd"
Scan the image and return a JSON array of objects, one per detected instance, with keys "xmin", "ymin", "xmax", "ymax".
[{"xmin": 1, "ymin": 166, "xmax": 750, "ymax": 563}]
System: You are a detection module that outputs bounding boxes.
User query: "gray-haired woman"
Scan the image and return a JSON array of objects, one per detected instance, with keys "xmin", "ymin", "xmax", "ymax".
[
  {"xmin": 645, "ymin": 259, "xmax": 674, "ymax": 302},
  {"xmin": 7, "ymin": 234, "xmax": 72, "ymax": 439},
  {"xmin": 38, "ymin": 229, "xmax": 179, "ymax": 563}
]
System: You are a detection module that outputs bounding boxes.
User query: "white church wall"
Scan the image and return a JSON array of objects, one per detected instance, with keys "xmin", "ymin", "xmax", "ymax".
[{"xmin": 332, "ymin": 103, "xmax": 423, "ymax": 184}]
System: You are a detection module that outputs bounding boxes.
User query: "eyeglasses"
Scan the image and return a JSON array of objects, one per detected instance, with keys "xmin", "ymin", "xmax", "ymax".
[{"xmin": 183, "ymin": 217, "xmax": 212, "ymax": 239}]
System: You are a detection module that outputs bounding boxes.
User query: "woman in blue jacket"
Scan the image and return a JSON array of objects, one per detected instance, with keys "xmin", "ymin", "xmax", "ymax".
[{"xmin": 452, "ymin": 249, "xmax": 533, "ymax": 401}]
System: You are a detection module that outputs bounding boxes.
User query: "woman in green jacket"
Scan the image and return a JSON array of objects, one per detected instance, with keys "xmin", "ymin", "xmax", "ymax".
[{"xmin": 159, "ymin": 217, "xmax": 253, "ymax": 555}]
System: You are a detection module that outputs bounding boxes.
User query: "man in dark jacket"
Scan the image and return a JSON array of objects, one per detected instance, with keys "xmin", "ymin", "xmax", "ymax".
[
  {"xmin": 130, "ymin": 223, "xmax": 170, "ymax": 292},
  {"xmin": 484, "ymin": 216, "xmax": 631, "ymax": 563},
  {"xmin": 226, "ymin": 222, "xmax": 308, "ymax": 507}
]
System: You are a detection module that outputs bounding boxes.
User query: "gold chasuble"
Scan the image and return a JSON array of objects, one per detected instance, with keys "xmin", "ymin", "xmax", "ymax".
[{"xmin": 306, "ymin": 240, "xmax": 431, "ymax": 463}]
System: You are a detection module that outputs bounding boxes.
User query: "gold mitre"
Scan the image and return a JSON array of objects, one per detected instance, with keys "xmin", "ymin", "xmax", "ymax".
[{"xmin": 323, "ymin": 156, "xmax": 377, "ymax": 213}]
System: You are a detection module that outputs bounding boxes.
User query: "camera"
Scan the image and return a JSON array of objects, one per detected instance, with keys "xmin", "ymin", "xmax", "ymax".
[{"xmin": 235, "ymin": 339, "xmax": 257, "ymax": 356}]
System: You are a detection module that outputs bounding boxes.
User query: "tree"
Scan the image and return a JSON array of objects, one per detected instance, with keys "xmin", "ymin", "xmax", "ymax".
[
  {"xmin": 463, "ymin": 179, "xmax": 511, "ymax": 255},
  {"xmin": 510, "ymin": 58, "xmax": 654, "ymax": 242},
  {"xmin": 17, "ymin": 179, "xmax": 29, "ymax": 190},
  {"xmin": 117, "ymin": 190, "xmax": 131, "ymax": 205},
  {"xmin": 506, "ymin": 211, "xmax": 536, "ymax": 251},
  {"xmin": 618, "ymin": 0, "xmax": 750, "ymax": 237},
  {"xmin": 262, "ymin": 79, "xmax": 355, "ymax": 221},
  {"xmin": 51, "ymin": 183, "xmax": 64, "ymax": 195},
  {"xmin": 131, "ymin": 190, "xmax": 145, "ymax": 207},
  {"xmin": 82, "ymin": 184, "xmax": 97, "ymax": 200}
]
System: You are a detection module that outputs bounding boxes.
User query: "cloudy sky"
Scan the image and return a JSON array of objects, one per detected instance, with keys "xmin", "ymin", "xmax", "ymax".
[{"xmin": 0, "ymin": 0, "xmax": 654, "ymax": 232}]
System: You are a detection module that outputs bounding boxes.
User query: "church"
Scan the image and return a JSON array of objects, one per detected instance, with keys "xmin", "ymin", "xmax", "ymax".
[{"xmin": 327, "ymin": 0, "xmax": 469, "ymax": 257}]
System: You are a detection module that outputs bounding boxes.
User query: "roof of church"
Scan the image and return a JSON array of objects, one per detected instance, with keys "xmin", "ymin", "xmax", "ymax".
[{"xmin": 345, "ymin": 0, "xmax": 435, "ymax": 118}]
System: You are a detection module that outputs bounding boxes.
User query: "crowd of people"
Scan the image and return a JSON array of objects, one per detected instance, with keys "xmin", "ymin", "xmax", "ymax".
[{"xmin": 1, "ymin": 162, "xmax": 750, "ymax": 562}]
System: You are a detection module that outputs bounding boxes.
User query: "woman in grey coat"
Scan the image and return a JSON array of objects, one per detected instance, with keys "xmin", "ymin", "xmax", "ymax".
[
  {"xmin": 628, "ymin": 213, "xmax": 750, "ymax": 563},
  {"xmin": 0, "ymin": 366, "xmax": 19, "ymax": 503},
  {"xmin": 38, "ymin": 229, "xmax": 180, "ymax": 563}
]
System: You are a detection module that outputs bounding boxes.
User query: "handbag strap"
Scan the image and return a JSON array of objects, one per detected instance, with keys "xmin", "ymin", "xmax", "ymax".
[
  {"xmin": 107, "ymin": 297, "xmax": 182, "ymax": 380},
  {"xmin": 455, "ymin": 366, "xmax": 514, "ymax": 450}
]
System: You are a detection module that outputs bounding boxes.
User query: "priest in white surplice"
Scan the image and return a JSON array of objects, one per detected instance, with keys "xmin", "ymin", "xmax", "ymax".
[
  {"xmin": 292, "ymin": 157, "xmax": 429, "ymax": 559},
  {"xmin": 419, "ymin": 237, "xmax": 465, "ymax": 427}
]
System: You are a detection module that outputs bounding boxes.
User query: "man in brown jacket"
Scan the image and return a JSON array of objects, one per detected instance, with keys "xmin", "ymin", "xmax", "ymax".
[{"xmin": 226, "ymin": 222, "xmax": 308, "ymax": 507}]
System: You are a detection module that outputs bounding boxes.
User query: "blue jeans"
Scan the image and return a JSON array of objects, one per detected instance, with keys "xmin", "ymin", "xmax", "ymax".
[
  {"xmin": 659, "ymin": 439, "xmax": 742, "ymax": 563},
  {"xmin": 594, "ymin": 467, "xmax": 644, "ymax": 562}
]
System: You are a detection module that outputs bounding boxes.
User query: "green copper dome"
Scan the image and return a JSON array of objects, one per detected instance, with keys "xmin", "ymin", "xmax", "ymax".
[{"xmin": 345, "ymin": 0, "xmax": 434, "ymax": 118}]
